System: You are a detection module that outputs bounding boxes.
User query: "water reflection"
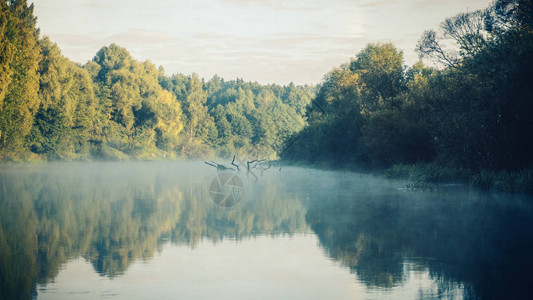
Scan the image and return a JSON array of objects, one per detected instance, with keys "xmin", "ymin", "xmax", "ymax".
[
  {"xmin": 0, "ymin": 162, "xmax": 308, "ymax": 299},
  {"xmin": 289, "ymin": 168, "xmax": 533, "ymax": 299},
  {"xmin": 1, "ymin": 163, "xmax": 532, "ymax": 299}
]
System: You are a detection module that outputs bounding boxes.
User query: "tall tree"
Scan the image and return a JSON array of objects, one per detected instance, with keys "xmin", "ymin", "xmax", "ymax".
[
  {"xmin": 182, "ymin": 74, "xmax": 217, "ymax": 150},
  {"xmin": 351, "ymin": 43, "xmax": 405, "ymax": 113},
  {"xmin": 0, "ymin": 0, "xmax": 41, "ymax": 160},
  {"xmin": 27, "ymin": 37, "xmax": 96, "ymax": 159}
]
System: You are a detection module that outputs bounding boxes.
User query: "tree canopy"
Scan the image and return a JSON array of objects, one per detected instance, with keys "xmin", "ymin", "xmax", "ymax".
[
  {"xmin": 0, "ymin": 1, "xmax": 313, "ymax": 161},
  {"xmin": 1, "ymin": 0, "xmax": 531, "ymax": 178},
  {"xmin": 283, "ymin": 0, "xmax": 533, "ymax": 174}
]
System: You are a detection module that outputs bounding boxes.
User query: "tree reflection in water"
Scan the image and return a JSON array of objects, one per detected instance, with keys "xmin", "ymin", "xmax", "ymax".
[
  {"xmin": 0, "ymin": 162, "xmax": 308, "ymax": 299},
  {"xmin": 1, "ymin": 163, "xmax": 532, "ymax": 299},
  {"xmin": 297, "ymin": 169, "xmax": 533, "ymax": 299}
]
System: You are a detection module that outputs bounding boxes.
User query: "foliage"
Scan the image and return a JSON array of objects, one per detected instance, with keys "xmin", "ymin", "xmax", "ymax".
[
  {"xmin": 26, "ymin": 37, "xmax": 96, "ymax": 160},
  {"xmin": 283, "ymin": 43, "xmax": 409, "ymax": 166},
  {"xmin": 0, "ymin": 3, "xmax": 312, "ymax": 161},
  {"xmin": 283, "ymin": 0, "xmax": 533, "ymax": 188},
  {"xmin": 159, "ymin": 74, "xmax": 312, "ymax": 159},
  {"xmin": 470, "ymin": 169, "xmax": 533, "ymax": 193},
  {"xmin": 0, "ymin": 0, "xmax": 41, "ymax": 160},
  {"xmin": 1, "ymin": 0, "xmax": 531, "ymax": 193}
]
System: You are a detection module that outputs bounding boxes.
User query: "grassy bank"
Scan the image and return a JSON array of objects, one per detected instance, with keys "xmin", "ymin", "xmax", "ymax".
[{"xmin": 385, "ymin": 163, "xmax": 533, "ymax": 193}]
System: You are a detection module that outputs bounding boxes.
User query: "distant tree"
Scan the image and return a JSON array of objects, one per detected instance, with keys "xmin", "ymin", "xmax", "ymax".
[
  {"xmin": 282, "ymin": 83, "xmax": 312, "ymax": 116},
  {"xmin": 182, "ymin": 74, "xmax": 217, "ymax": 151},
  {"xmin": 153, "ymin": 89, "xmax": 183, "ymax": 151}
]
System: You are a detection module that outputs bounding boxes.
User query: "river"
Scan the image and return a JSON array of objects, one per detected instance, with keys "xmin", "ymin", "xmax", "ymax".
[{"xmin": 1, "ymin": 162, "xmax": 532, "ymax": 299}]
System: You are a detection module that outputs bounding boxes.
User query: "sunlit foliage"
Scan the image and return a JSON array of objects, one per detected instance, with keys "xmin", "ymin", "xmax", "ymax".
[{"xmin": 0, "ymin": 1, "xmax": 312, "ymax": 161}]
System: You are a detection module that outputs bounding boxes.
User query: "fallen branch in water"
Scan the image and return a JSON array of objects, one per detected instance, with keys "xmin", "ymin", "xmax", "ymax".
[{"xmin": 204, "ymin": 161, "xmax": 235, "ymax": 171}]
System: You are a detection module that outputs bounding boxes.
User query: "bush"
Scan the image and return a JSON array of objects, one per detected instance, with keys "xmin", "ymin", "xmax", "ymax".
[
  {"xmin": 385, "ymin": 163, "xmax": 533, "ymax": 193},
  {"xmin": 471, "ymin": 170, "xmax": 533, "ymax": 193}
]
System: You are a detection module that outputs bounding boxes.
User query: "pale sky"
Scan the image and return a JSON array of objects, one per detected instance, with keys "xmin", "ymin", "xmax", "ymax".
[{"xmin": 32, "ymin": 0, "xmax": 493, "ymax": 85}]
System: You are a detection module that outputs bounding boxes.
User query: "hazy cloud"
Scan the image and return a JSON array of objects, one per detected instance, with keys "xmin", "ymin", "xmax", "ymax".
[
  {"xmin": 107, "ymin": 30, "xmax": 179, "ymax": 46},
  {"xmin": 32, "ymin": 0, "xmax": 493, "ymax": 84},
  {"xmin": 357, "ymin": 0, "xmax": 396, "ymax": 8},
  {"xmin": 412, "ymin": 0, "xmax": 490, "ymax": 10}
]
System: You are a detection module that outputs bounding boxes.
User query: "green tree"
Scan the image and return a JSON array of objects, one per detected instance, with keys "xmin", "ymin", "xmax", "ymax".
[
  {"xmin": 27, "ymin": 37, "xmax": 96, "ymax": 160},
  {"xmin": 89, "ymin": 44, "xmax": 182, "ymax": 158},
  {"xmin": 283, "ymin": 44, "xmax": 405, "ymax": 165},
  {"xmin": 415, "ymin": 0, "xmax": 533, "ymax": 170},
  {"xmin": 350, "ymin": 43, "xmax": 405, "ymax": 114},
  {"xmin": 153, "ymin": 89, "xmax": 183, "ymax": 152},
  {"xmin": 0, "ymin": 0, "xmax": 41, "ymax": 160},
  {"xmin": 181, "ymin": 74, "xmax": 217, "ymax": 154}
]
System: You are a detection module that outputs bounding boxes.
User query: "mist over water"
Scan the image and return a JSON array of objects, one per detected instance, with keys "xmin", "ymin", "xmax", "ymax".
[{"xmin": 1, "ymin": 162, "xmax": 532, "ymax": 299}]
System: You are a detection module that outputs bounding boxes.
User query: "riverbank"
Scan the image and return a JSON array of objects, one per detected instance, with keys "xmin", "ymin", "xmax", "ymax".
[
  {"xmin": 2, "ymin": 157, "xmax": 532, "ymax": 194},
  {"xmin": 279, "ymin": 159, "xmax": 533, "ymax": 194},
  {"xmin": 384, "ymin": 163, "xmax": 533, "ymax": 194}
]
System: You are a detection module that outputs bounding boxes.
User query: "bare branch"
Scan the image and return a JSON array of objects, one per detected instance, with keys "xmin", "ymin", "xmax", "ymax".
[
  {"xmin": 417, "ymin": 8, "xmax": 491, "ymax": 68},
  {"xmin": 231, "ymin": 155, "xmax": 240, "ymax": 171},
  {"xmin": 416, "ymin": 30, "xmax": 459, "ymax": 68},
  {"xmin": 205, "ymin": 161, "xmax": 218, "ymax": 168}
]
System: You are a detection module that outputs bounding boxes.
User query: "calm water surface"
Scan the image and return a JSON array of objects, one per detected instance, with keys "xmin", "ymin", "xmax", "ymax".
[{"xmin": 1, "ymin": 162, "xmax": 532, "ymax": 299}]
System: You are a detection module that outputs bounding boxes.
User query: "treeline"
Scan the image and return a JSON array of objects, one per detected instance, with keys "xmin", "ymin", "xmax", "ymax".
[
  {"xmin": 0, "ymin": 1, "xmax": 312, "ymax": 161},
  {"xmin": 2, "ymin": 0, "xmax": 532, "ymax": 185},
  {"xmin": 283, "ymin": 0, "xmax": 533, "ymax": 184}
]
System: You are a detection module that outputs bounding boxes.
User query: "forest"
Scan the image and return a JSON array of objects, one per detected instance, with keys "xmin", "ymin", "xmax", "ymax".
[
  {"xmin": 1, "ymin": 0, "xmax": 532, "ymax": 190},
  {"xmin": 282, "ymin": 0, "xmax": 533, "ymax": 191},
  {"xmin": 0, "ymin": 1, "xmax": 313, "ymax": 161}
]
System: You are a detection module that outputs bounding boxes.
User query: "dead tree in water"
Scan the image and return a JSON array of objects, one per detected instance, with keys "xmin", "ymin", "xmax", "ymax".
[
  {"xmin": 231, "ymin": 155, "xmax": 240, "ymax": 171},
  {"xmin": 204, "ymin": 161, "xmax": 235, "ymax": 171},
  {"xmin": 205, "ymin": 155, "xmax": 276, "ymax": 181}
]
